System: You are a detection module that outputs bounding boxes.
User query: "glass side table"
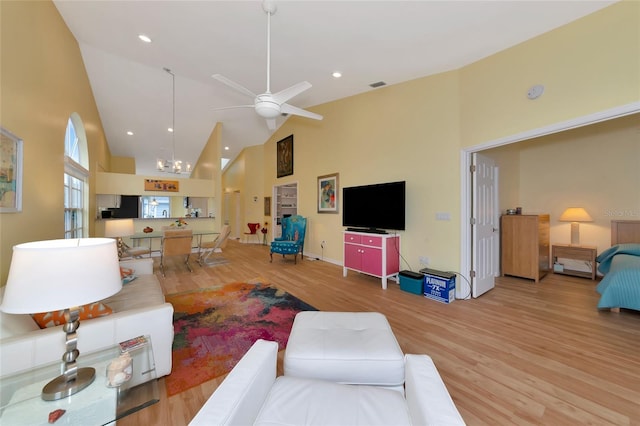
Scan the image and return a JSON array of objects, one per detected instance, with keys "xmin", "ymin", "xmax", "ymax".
[{"xmin": 0, "ymin": 335, "xmax": 159, "ymax": 425}]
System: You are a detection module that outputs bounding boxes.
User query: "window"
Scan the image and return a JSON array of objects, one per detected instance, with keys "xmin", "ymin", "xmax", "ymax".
[
  {"xmin": 141, "ymin": 196, "xmax": 170, "ymax": 218},
  {"xmin": 64, "ymin": 114, "xmax": 89, "ymax": 238}
]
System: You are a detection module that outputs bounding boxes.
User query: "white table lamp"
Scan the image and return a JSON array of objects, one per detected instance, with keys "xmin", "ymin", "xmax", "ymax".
[
  {"xmin": 0, "ymin": 238, "xmax": 122, "ymax": 400},
  {"xmin": 104, "ymin": 218, "xmax": 134, "ymax": 258},
  {"xmin": 559, "ymin": 207, "xmax": 593, "ymax": 246}
]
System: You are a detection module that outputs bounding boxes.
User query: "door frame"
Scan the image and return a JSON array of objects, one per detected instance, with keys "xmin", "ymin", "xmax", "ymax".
[{"xmin": 460, "ymin": 101, "xmax": 640, "ymax": 299}]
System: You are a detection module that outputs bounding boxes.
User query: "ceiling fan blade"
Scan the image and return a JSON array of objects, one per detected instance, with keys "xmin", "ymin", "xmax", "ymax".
[
  {"xmin": 271, "ymin": 81, "xmax": 312, "ymax": 104},
  {"xmin": 281, "ymin": 103, "xmax": 323, "ymax": 121},
  {"xmin": 266, "ymin": 118, "xmax": 277, "ymax": 131},
  {"xmin": 213, "ymin": 105, "xmax": 255, "ymax": 112},
  {"xmin": 212, "ymin": 74, "xmax": 257, "ymax": 99}
]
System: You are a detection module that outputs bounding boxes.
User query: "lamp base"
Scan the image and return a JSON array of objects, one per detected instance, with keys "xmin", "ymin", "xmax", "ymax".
[
  {"xmin": 42, "ymin": 367, "xmax": 96, "ymax": 401},
  {"xmin": 570, "ymin": 222, "xmax": 580, "ymax": 246}
]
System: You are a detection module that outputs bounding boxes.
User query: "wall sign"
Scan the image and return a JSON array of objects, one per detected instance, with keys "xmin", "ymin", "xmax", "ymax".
[{"xmin": 144, "ymin": 179, "xmax": 179, "ymax": 192}]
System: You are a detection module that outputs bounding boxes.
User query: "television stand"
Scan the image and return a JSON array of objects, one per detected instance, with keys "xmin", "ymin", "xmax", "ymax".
[
  {"xmin": 343, "ymin": 230, "xmax": 400, "ymax": 289},
  {"xmin": 346, "ymin": 227, "xmax": 387, "ymax": 234}
]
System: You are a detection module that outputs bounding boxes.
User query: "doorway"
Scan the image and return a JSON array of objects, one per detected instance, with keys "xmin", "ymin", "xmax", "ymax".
[{"xmin": 461, "ymin": 102, "xmax": 640, "ymax": 298}]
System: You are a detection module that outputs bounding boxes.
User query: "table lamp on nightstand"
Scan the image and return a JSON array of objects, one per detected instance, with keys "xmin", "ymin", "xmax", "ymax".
[
  {"xmin": 0, "ymin": 238, "xmax": 122, "ymax": 400},
  {"xmin": 559, "ymin": 207, "xmax": 593, "ymax": 246}
]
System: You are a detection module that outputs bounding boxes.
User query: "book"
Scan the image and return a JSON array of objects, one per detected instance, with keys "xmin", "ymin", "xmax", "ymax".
[{"xmin": 119, "ymin": 335, "xmax": 148, "ymax": 353}]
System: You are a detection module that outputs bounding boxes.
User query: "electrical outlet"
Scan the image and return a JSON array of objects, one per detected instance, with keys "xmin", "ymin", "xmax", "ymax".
[
  {"xmin": 419, "ymin": 256, "xmax": 429, "ymax": 265},
  {"xmin": 321, "ymin": 240, "xmax": 326, "ymax": 249}
]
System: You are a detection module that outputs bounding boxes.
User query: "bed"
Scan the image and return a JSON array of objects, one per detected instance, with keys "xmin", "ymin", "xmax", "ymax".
[{"xmin": 595, "ymin": 220, "xmax": 640, "ymax": 312}]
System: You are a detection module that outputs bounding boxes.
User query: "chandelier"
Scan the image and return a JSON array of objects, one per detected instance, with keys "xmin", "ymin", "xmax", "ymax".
[{"xmin": 157, "ymin": 68, "xmax": 191, "ymax": 174}]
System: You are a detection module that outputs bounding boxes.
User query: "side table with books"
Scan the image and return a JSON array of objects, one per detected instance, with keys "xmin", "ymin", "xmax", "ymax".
[{"xmin": 0, "ymin": 335, "xmax": 159, "ymax": 425}]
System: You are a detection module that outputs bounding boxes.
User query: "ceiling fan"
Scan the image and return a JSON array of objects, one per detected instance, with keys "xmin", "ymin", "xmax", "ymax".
[{"xmin": 212, "ymin": 1, "xmax": 323, "ymax": 131}]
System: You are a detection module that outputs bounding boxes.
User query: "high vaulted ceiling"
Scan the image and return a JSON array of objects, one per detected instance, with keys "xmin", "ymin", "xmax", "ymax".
[{"xmin": 52, "ymin": 0, "xmax": 616, "ymax": 177}]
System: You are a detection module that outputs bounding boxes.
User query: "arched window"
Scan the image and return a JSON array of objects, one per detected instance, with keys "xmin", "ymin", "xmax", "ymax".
[{"xmin": 64, "ymin": 113, "xmax": 89, "ymax": 238}]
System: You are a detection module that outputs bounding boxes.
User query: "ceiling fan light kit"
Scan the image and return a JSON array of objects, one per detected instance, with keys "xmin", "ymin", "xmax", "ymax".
[
  {"xmin": 158, "ymin": 68, "xmax": 191, "ymax": 174},
  {"xmin": 212, "ymin": 0, "xmax": 323, "ymax": 131}
]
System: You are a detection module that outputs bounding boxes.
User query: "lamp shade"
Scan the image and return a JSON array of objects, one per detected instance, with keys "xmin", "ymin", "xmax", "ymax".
[
  {"xmin": 0, "ymin": 238, "xmax": 122, "ymax": 314},
  {"xmin": 104, "ymin": 218, "xmax": 134, "ymax": 238},
  {"xmin": 559, "ymin": 207, "xmax": 593, "ymax": 222}
]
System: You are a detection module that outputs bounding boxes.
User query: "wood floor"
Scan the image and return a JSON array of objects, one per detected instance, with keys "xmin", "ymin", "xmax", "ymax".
[{"xmin": 119, "ymin": 239, "xmax": 640, "ymax": 426}]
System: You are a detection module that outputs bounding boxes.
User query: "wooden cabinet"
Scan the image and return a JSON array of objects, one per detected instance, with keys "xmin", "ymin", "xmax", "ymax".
[
  {"xmin": 501, "ymin": 214, "xmax": 550, "ymax": 282},
  {"xmin": 343, "ymin": 231, "xmax": 400, "ymax": 289}
]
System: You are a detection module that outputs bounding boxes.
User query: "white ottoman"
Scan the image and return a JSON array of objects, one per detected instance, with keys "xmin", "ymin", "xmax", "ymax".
[{"xmin": 284, "ymin": 312, "xmax": 405, "ymax": 389}]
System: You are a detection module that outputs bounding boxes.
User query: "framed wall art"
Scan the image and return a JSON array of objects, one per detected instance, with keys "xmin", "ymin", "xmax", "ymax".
[
  {"xmin": 144, "ymin": 178, "xmax": 179, "ymax": 192},
  {"xmin": 277, "ymin": 134, "xmax": 293, "ymax": 178},
  {"xmin": 0, "ymin": 127, "xmax": 23, "ymax": 213},
  {"xmin": 264, "ymin": 196, "xmax": 272, "ymax": 216},
  {"xmin": 317, "ymin": 173, "xmax": 339, "ymax": 214}
]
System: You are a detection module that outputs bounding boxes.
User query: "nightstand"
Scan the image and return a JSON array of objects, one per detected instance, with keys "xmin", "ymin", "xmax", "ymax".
[{"xmin": 551, "ymin": 244, "xmax": 597, "ymax": 280}]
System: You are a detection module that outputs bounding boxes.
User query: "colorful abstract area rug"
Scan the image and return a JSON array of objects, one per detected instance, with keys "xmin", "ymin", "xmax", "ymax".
[{"xmin": 165, "ymin": 280, "xmax": 316, "ymax": 396}]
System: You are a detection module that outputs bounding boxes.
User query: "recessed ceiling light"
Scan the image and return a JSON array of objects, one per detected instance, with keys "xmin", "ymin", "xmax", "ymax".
[
  {"xmin": 224, "ymin": 146, "xmax": 230, "ymax": 150},
  {"xmin": 168, "ymin": 127, "xmax": 173, "ymax": 132},
  {"xmin": 126, "ymin": 131, "xmax": 134, "ymax": 136},
  {"xmin": 138, "ymin": 34, "xmax": 152, "ymax": 43},
  {"xmin": 332, "ymin": 71, "xmax": 342, "ymax": 78}
]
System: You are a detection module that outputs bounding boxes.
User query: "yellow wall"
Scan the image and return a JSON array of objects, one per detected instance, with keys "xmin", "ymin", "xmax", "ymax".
[
  {"xmin": 227, "ymin": 1, "xmax": 638, "ymax": 276},
  {"xmin": 110, "ymin": 156, "xmax": 136, "ymax": 174},
  {"xmin": 190, "ymin": 122, "xmax": 223, "ymax": 231},
  {"xmin": 483, "ymin": 113, "xmax": 639, "ymax": 254},
  {"xmin": 96, "ymin": 172, "xmax": 215, "ymax": 197},
  {"xmin": 0, "ymin": 1, "xmax": 112, "ymax": 284},
  {"xmin": 222, "ymin": 149, "xmax": 246, "ymax": 239},
  {"xmin": 262, "ymin": 71, "xmax": 462, "ymax": 270},
  {"xmin": 460, "ymin": 1, "xmax": 639, "ymax": 147},
  {"xmin": 1, "ymin": 0, "xmax": 637, "ymax": 285},
  {"xmin": 519, "ymin": 114, "xmax": 639, "ymax": 253},
  {"xmin": 222, "ymin": 145, "xmax": 265, "ymax": 240}
]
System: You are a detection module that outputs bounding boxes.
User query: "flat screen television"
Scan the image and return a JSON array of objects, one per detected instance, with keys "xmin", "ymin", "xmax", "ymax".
[{"xmin": 342, "ymin": 181, "xmax": 405, "ymax": 233}]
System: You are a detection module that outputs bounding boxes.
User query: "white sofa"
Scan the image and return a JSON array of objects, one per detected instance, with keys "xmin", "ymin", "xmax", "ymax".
[
  {"xmin": 189, "ymin": 339, "xmax": 466, "ymax": 426},
  {"xmin": 0, "ymin": 258, "xmax": 174, "ymax": 382}
]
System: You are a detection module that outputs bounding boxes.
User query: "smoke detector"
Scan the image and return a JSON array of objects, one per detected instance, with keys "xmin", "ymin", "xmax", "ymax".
[{"xmin": 527, "ymin": 84, "xmax": 545, "ymax": 100}]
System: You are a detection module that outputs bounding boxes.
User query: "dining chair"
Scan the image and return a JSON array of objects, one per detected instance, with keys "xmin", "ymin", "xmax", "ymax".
[
  {"xmin": 244, "ymin": 223, "xmax": 261, "ymax": 244},
  {"xmin": 198, "ymin": 225, "xmax": 231, "ymax": 266},
  {"xmin": 160, "ymin": 228, "xmax": 193, "ymax": 277},
  {"xmin": 124, "ymin": 245, "xmax": 152, "ymax": 259}
]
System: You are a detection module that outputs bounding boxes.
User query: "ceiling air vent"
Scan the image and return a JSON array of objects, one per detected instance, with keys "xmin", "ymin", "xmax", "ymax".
[{"xmin": 369, "ymin": 81, "xmax": 386, "ymax": 88}]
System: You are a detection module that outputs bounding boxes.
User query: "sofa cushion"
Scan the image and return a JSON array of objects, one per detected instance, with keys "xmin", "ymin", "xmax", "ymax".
[
  {"xmin": 0, "ymin": 287, "xmax": 40, "ymax": 338},
  {"xmin": 120, "ymin": 266, "xmax": 137, "ymax": 285},
  {"xmin": 31, "ymin": 302, "xmax": 113, "ymax": 329},
  {"xmin": 255, "ymin": 376, "xmax": 411, "ymax": 426},
  {"xmin": 102, "ymin": 274, "xmax": 164, "ymax": 312},
  {"xmin": 0, "ymin": 311, "xmax": 39, "ymax": 338}
]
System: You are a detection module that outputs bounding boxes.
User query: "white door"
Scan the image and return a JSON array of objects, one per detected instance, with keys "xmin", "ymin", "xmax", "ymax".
[{"xmin": 472, "ymin": 153, "xmax": 499, "ymax": 297}]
